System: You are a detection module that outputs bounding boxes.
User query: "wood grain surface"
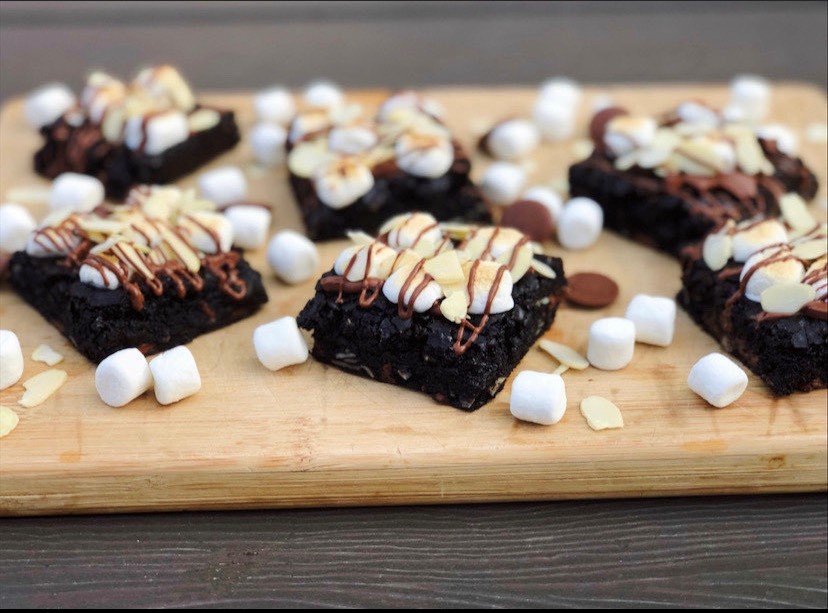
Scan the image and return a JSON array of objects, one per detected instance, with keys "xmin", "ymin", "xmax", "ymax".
[{"xmin": 1, "ymin": 85, "xmax": 826, "ymax": 516}]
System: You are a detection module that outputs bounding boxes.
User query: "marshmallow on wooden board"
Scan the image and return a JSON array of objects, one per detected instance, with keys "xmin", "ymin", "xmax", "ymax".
[
  {"xmin": 556, "ymin": 197, "xmax": 603, "ymax": 250},
  {"xmin": 0, "ymin": 330, "xmax": 24, "ymax": 390},
  {"xmin": 303, "ymin": 80, "xmax": 344, "ymax": 110},
  {"xmin": 254, "ymin": 316, "xmax": 309, "ymax": 371},
  {"xmin": 49, "ymin": 173, "xmax": 104, "ymax": 213},
  {"xmin": 485, "ymin": 119, "xmax": 540, "ymax": 161},
  {"xmin": 533, "ymin": 98, "xmax": 576, "ymax": 142},
  {"xmin": 624, "ymin": 294, "xmax": 676, "ymax": 347},
  {"xmin": 224, "ymin": 205, "xmax": 272, "ymax": 250},
  {"xmin": 250, "ymin": 122, "xmax": 288, "ymax": 167},
  {"xmin": 538, "ymin": 77, "xmax": 582, "ymax": 108},
  {"xmin": 510, "ymin": 370, "xmax": 567, "ymax": 425},
  {"xmin": 95, "ymin": 347, "xmax": 153, "ymax": 407},
  {"xmin": 521, "ymin": 187, "xmax": 563, "ymax": 222},
  {"xmin": 198, "ymin": 166, "xmax": 248, "ymax": 206},
  {"xmin": 0, "ymin": 203, "xmax": 37, "ymax": 252},
  {"xmin": 148, "ymin": 346, "xmax": 201, "ymax": 405},
  {"xmin": 267, "ymin": 230, "xmax": 319, "ymax": 284},
  {"xmin": 24, "ymin": 83, "xmax": 76, "ymax": 128},
  {"xmin": 124, "ymin": 111, "xmax": 189, "ymax": 155},
  {"xmin": 687, "ymin": 352, "xmax": 748, "ymax": 408},
  {"xmin": 253, "ymin": 86, "xmax": 296, "ymax": 125},
  {"xmin": 729, "ymin": 74, "xmax": 770, "ymax": 123},
  {"xmin": 480, "ymin": 162, "xmax": 526, "ymax": 205},
  {"xmin": 587, "ymin": 317, "xmax": 636, "ymax": 371}
]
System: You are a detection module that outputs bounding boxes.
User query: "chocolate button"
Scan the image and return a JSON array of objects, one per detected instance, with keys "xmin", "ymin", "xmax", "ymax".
[
  {"xmin": 500, "ymin": 199, "xmax": 555, "ymax": 242},
  {"xmin": 588, "ymin": 107, "xmax": 628, "ymax": 148},
  {"xmin": 565, "ymin": 272, "xmax": 619, "ymax": 308}
]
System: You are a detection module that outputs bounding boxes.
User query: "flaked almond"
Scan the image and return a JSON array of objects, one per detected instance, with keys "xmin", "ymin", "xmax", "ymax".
[
  {"xmin": 780, "ymin": 193, "xmax": 816, "ymax": 232},
  {"xmin": 31, "ymin": 344, "xmax": 64, "ymax": 366},
  {"xmin": 675, "ymin": 138, "xmax": 728, "ymax": 173},
  {"xmin": 760, "ymin": 282, "xmax": 815, "ymax": 314},
  {"xmin": 529, "ymin": 258, "xmax": 557, "ymax": 279},
  {"xmin": 439, "ymin": 290, "xmax": 468, "ymax": 324},
  {"xmin": 571, "ymin": 139, "xmax": 593, "ymax": 159},
  {"xmin": 539, "ymin": 339, "xmax": 589, "ymax": 370},
  {"xmin": 792, "ymin": 239, "xmax": 827, "ymax": 261},
  {"xmin": 187, "ymin": 108, "xmax": 220, "ymax": 133},
  {"xmin": 497, "ymin": 244, "xmax": 532, "ymax": 282},
  {"xmin": 18, "ymin": 369, "xmax": 68, "ymax": 408},
  {"xmin": 439, "ymin": 222, "xmax": 476, "ymax": 241},
  {"xmin": 580, "ymin": 395, "xmax": 624, "ymax": 431},
  {"xmin": 613, "ymin": 151, "xmax": 639, "ymax": 171},
  {"xmin": 424, "ymin": 250, "xmax": 464, "ymax": 285},
  {"xmin": 345, "ymin": 230, "xmax": 375, "ymax": 245},
  {"xmin": 702, "ymin": 233, "xmax": 733, "ymax": 271},
  {"xmin": 0, "ymin": 405, "xmax": 19, "ymax": 438},
  {"xmin": 552, "ymin": 364, "xmax": 570, "ymax": 376},
  {"xmin": 728, "ymin": 125, "xmax": 774, "ymax": 175},
  {"xmin": 392, "ymin": 249, "xmax": 422, "ymax": 272},
  {"xmin": 287, "ymin": 138, "xmax": 336, "ymax": 178},
  {"xmin": 78, "ymin": 217, "xmax": 127, "ymax": 235}
]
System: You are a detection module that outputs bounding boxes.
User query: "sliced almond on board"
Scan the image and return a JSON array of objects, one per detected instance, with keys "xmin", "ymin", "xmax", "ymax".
[
  {"xmin": 0, "ymin": 405, "xmax": 19, "ymax": 438},
  {"xmin": 345, "ymin": 230, "xmax": 375, "ymax": 245},
  {"xmin": 760, "ymin": 282, "xmax": 816, "ymax": 315},
  {"xmin": 538, "ymin": 339, "xmax": 589, "ymax": 370},
  {"xmin": 780, "ymin": 193, "xmax": 816, "ymax": 232},
  {"xmin": 31, "ymin": 344, "xmax": 64, "ymax": 367},
  {"xmin": 18, "ymin": 370, "xmax": 68, "ymax": 408},
  {"xmin": 580, "ymin": 396, "xmax": 624, "ymax": 431}
]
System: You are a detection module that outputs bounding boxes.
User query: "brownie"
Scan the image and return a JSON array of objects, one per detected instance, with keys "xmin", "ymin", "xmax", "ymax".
[
  {"xmin": 678, "ymin": 220, "xmax": 827, "ymax": 395},
  {"xmin": 297, "ymin": 213, "xmax": 566, "ymax": 410},
  {"xmin": 569, "ymin": 104, "xmax": 819, "ymax": 256}
]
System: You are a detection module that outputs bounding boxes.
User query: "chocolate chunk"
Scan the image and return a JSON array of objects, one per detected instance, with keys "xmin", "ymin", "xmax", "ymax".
[
  {"xmin": 565, "ymin": 272, "xmax": 619, "ymax": 308},
  {"xmin": 500, "ymin": 199, "xmax": 555, "ymax": 242},
  {"xmin": 588, "ymin": 107, "xmax": 628, "ymax": 148}
]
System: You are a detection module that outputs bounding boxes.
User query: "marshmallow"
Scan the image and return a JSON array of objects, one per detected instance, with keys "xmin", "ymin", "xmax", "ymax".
[
  {"xmin": 254, "ymin": 86, "xmax": 296, "ymax": 125},
  {"xmin": 0, "ymin": 203, "xmax": 37, "ymax": 252},
  {"xmin": 313, "ymin": 158, "xmax": 375, "ymax": 209},
  {"xmin": 591, "ymin": 94, "xmax": 615, "ymax": 114},
  {"xmin": 250, "ymin": 122, "xmax": 288, "ymax": 167},
  {"xmin": 521, "ymin": 187, "xmax": 563, "ymax": 221},
  {"xmin": 0, "ymin": 330, "xmax": 24, "ymax": 390},
  {"xmin": 533, "ymin": 98, "xmax": 576, "ymax": 142},
  {"xmin": 267, "ymin": 229, "xmax": 319, "ymax": 284},
  {"xmin": 466, "ymin": 260, "xmax": 514, "ymax": 314},
  {"xmin": 604, "ymin": 116, "xmax": 658, "ymax": 157},
  {"xmin": 288, "ymin": 111, "xmax": 331, "ymax": 144},
  {"xmin": 253, "ymin": 317, "xmax": 309, "ymax": 371},
  {"xmin": 556, "ymin": 197, "xmax": 604, "ymax": 250},
  {"xmin": 721, "ymin": 103, "xmax": 748, "ymax": 125},
  {"xmin": 148, "ymin": 346, "xmax": 201, "ymax": 405},
  {"xmin": 485, "ymin": 119, "xmax": 540, "ymax": 161},
  {"xmin": 587, "ymin": 317, "xmax": 636, "ymax": 371},
  {"xmin": 124, "ymin": 111, "xmax": 189, "ymax": 155},
  {"xmin": 625, "ymin": 294, "xmax": 676, "ymax": 347},
  {"xmin": 303, "ymin": 80, "xmax": 344, "ymax": 110},
  {"xmin": 198, "ymin": 166, "xmax": 247, "ymax": 206},
  {"xmin": 687, "ymin": 352, "xmax": 748, "ymax": 408},
  {"xmin": 731, "ymin": 219, "xmax": 788, "ymax": 262},
  {"xmin": 224, "ymin": 205, "xmax": 272, "ymax": 250},
  {"xmin": 81, "ymin": 71, "xmax": 126, "ymax": 123},
  {"xmin": 480, "ymin": 162, "xmax": 526, "ymax": 205},
  {"xmin": 510, "ymin": 370, "xmax": 567, "ymax": 425},
  {"xmin": 95, "ymin": 347, "xmax": 153, "ymax": 407},
  {"xmin": 755, "ymin": 124, "xmax": 797, "ymax": 156},
  {"xmin": 381, "ymin": 212, "xmax": 443, "ymax": 252},
  {"xmin": 378, "ymin": 90, "xmax": 444, "ymax": 122},
  {"xmin": 538, "ymin": 77, "xmax": 582, "ymax": 109},
  {"xmin": 178, "ymin": 211, "xmax": 234, "ymax": 254},
  {"xmin": 395, "ymin": 132, "xmax": 454, "ymax": 178},
  {"xmin": 741, "ymin": 246, "xmax": 804, "ymax": 302},
  {"xmin": 329, "ymin": 125, "xmax": 378, "ymax": 155},
  {"xmin": 382, "ymin": 263, "xmax": 443, "ymax": 313},
  {"xmin": 729, "ymin": 74, "xmax": 770, "ymax": 123},
  {"xmin": 79, "ymin": 263, "xmax": 120, "ymax": 289},
  {"xmin": 334, "ymin": 242, "xmax": 397, "ymax": 281},
  {"xmin": 134, "ymin": 65, "xmax": 195, "ymax": 111},
  {"xmin": 49, "ymin": 173, "xmax": 104, "ymax": 213},
  {"xmin": 24, "ymin": 83, "xmax": 76, "ymax": 128},
  {"xmin": 675, "ymin": 101, "xmax": 720, "ymax": 129}
]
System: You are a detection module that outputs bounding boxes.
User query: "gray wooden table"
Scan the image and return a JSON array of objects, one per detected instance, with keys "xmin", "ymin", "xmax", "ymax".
[{"xmin": 1, "ymin": 2, "xmax": 826, "ymax": 608}]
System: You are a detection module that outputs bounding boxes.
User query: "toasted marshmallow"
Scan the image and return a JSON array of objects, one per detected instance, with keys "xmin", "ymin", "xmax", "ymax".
[
  {"xmin": 466, "ymin": 260, "xmax": 514, "ymax": 314},
  {"xmin": 24, "ymin": 83, "xmax": 76, "ymax": 128},
  {"xmin": 395, "ymin": 132, "xmax": 454, "ymax": 178},
  {"xmin": 741, "ymin": 246, "xmax": 804, "ymax": 302},
  {"xmin": 329, "ymin": 125, "xmax": 378, "ymax": 155},
  {"xmin": 50, "ymin": 172, "xmax": 104, "ymax": 213},
  {"xmin": 95, "ymin": 347, "xmax": 153, "ymax": 407},
  {"xmin": 675, "ymin": 101, "xmax": 720, "ymax": 129},
  {"xmin": 378, "ymin": 90, "xmax": 444, "ymax": 122},
  {"xmin": 604, "ymin": 116, "xmax": 657, "ymax": 157},
  {"xmin": 148, "ymin": 346, "xmax": 201, "ymax": 405},
  {"xmin": 267, "ymin": 229, "xmax": 319, "ymax": 285},
  {"xmin": 485, "ymin": 119, "xmax": 540, "ymax": 161},
  {"xmin": 625, "ymin": 294, "xmax": 676, "ymax": 347},
  {"xmin": 178, "ymin": 211, "xmax": 234, "ymax": 253},
  {"xmin": 731, "ymin": 218, "xmax": 788, "ymax": 262},
  {"xmin": 198, "ymin": 166, "xmax": 248, "ymax": 206},
  {"xmin": 0, "ymin": 203, "xmax": 37, "ymax": 252},
  {"xmin": 288, "ymin": 111, "xmax": 331, "ymax": 144},
  {"xmin": 463, "ymin": 226, "xmax": 527, "ymax": 262},
  {"xmin": 79, "ymin": 263, "xmax": 120, "ymax": 290},
  {"xmin": 755, "ymin": 124, "xmax": 797, "ymax": 156},
  {"xmin": 587, "ymin": 317, "xmax": 636, "ymax": 371},
  {"xmin": 81, "ymin": 72, "xmax": 126, "ymax": 123},
  {"xmin": 224, "ymin": 205, "xmax": 271, "ymax": 250},
  {"xmin": 721, "ymin": 103, "xmax": 748, "ymax": 125},
  {"xmin": 303, "ymin": 80, "xmax": 344, "ymax": 110},
  {"xmin": 250, "ymin": 122, "xmax": 288, "ymax": 167},
  {"xmin": 480, "ymin": 162, "xmax": 526, "ymax": 205},
  {"xmin": 382, "ymin": 263, "xmax": 443, "ymax": 313},
  {"xmin": 729, "ymin": 74, "xmax": 770, "ymax": 123},
  {"xmin": 0, "ymin": 330, "xmax": 25, "ymax": 390},
  {"xmin": 134, "ymin": 65, "xmax": 195, "ymax": 111},
  {"xmin": 510, "ymin": 370, "xmax": 567, "ymax": 426},
  {"xmin": 313, "ymin": 158, "xmax": 374, "ymax": 209},
  {"xmin": 533, "ymin": 98, "xmax": 576, "ymax": 142},
  {"xmin": 334, "ymin": 242, "xmax": 397, "ymax": 281},
  {"xmin": 381, "ymin": 212, "xmax": 442, "ymax": 253},
  {"xmin": 254, "ymin": 86, "xmax": 296, "ymax": 125},
  {"xmin": 124, "ymin": 110, "xmax": 189, "ymax": 155},
  {"xmin": 521, "ymin": 186, "xmax": 563, "ymax": 221},
  {"xmin": 687, "ymin": 352, "xmax": 748, "ymax": 408},
  {"xmin": 254, "ymin": 317, "xmax": 309, "ymax": 371},
  {"xmin": 557, "ymin": 197, "xmax": 603, "ymax": 250},
  {"xmin": 538, "ymin": 77, "xmax": 582, "ymax": 109}
]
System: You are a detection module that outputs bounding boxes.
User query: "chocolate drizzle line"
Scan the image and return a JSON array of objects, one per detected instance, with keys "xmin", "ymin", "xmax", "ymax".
[{"xmin": 453, "ymin": 261, "xmax": 509, "ymax": 356}]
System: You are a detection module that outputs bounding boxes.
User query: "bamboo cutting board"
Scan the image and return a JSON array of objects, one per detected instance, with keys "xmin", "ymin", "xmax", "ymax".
[{"xmin": 0, "ymin": 85, "xmax": 826, "ymax": 516}]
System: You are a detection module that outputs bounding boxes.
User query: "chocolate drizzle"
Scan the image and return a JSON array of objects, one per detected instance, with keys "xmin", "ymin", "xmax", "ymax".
[{"xmin": 453, "ymin": 261, "xmax": 509, "ymax": 356}]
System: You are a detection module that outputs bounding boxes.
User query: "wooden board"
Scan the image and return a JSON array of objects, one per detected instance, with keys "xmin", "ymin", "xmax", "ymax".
[{"xmin": 0, "ymin": 84, "xmax": 826, "ymax": 516}]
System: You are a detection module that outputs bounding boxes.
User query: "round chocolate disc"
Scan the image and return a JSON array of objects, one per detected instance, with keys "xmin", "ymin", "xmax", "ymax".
[
  {"xmin": 588, "ymin": 107, "xmax": 628, "ymax": 148},
  {"xmin": 500, "ymin": 199, "xmax": 555, "ymax": 242},
  {"xmin": 565, "ymin": 272, "xmax": 619, "ymax": 308}
]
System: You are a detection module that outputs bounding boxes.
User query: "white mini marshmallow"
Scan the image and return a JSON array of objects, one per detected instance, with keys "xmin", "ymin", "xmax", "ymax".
[
  {"xmin": 729, "ymin": 74, "xmax": 770, "ymax": 123},
  {"xmin": 303, "ymin": 80, "xmax": 344, "ymax": 110},
  {"xmin": 267, "ymin": 229, "xmax": 319, "ymax": 285},
  {"xmin": 124, "ymin": 111, "xmax": 189, "ymax": 155},
  {"xmin": 740, "ymin": 246, "xmax": 804, "ymax": 302},
  {"xmin": 556, "ymin": 197, "xmax": 604, "ymax": 250},
  {"xmin": 253, "ymin": 86, "xmax": 296, "ymax": 125},
  {"xmin": 24, "ymin": 83, "xmax": 76, "ymax": 128},
  {"xmin": 587, "ymin": 317, "xmax": 636, "ymax": 371},
  {"xmin": 95, "ymin": 347, "xmax": 153, "ymax": 407},
  {"xmin": 254, "ymin": 316, "xmax": 309, "ymax": 371},
  {"xmin": 0, "ymin": 330, "xmax": 25, "ymax": 390},
  {"xmin": 533, "ymin": 98, "xmax": 576, "ymax": 142},
  {"xmin": 486, "ymin": 119, "xmax": 540, "ymax": 161},
  {"xmin": 224, "ymin": 205, "xmax": 272, "ymax": 250},
  {"xmin": 329, "ymin": 125, "xmax": 378, "ymax": 155},
  {"xmin": 178, "ymin": 211, "xmax": 234, "ymax": 254},
  {"xmin": 521, "ymin": 187, "xmax": 563, "ymax": 221},
  {"xmin": 604, "ymin": 116, "xmax": 658, "ymax": 157},
  {"xmin": 250, "ymin": 122, "xmax": 288, "ymax": 167},
  {"xmin": 0, "ymin": 203, "xmax": 37, "ymax": 252},
  {"xmin": 538, "ymin": 77, "xmax": 582, "ymax": 109},
  {"xmin": 377, "ymin": 90, "xmax": 444, "ymax": 121},
  {"xmin": 755, "ymin": 124, "xmax": 797, "ymax": 156},
  {"xmin": 625, "ymin": 294, "xmax": 676, "ymax": 347},
  {"xmin": 148, "ymin": 346, "xmax": 201, "ymax": 405},
  {"xmin": 676, "ymin": 101, "xmax": 720, "ymax": 129},
  {"xmin": 466, "ymin": 260, "xmax": 514, "ymax": 314},
  {"xmin": 510, "ymin": 370, "xmax": 567, "ymax": 425},
  {"xmin": 731, "ymin": 219, "xmax": 788, "ymax": 262},
  {"xmin": 79, "ymin": 263, "xmax": 120, "ymax": 289},
  {"xmin": 480, "ymin": 162, "xmax": 526, "ymax": 205},
  {"xmin": 198, "ymin": 166, "xmax": 248, "ymax": 206},
  {"xmin": 382, "ymin": 265, "xmax": 443, "ymax": 313},
  {"xmin": 49, "ymin": 173, "xmax": 104, "ymax": 213},
  {"xmin": 395, "ymin": 132, "xmax": 454, "ymax": 178},
  {"xmin": 687, "ymin": 352, "xmax": 748, "ymax": 408},
  {"xmin": 314, "ymin": 158, "xmax": 375, "ymax": 209}
]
